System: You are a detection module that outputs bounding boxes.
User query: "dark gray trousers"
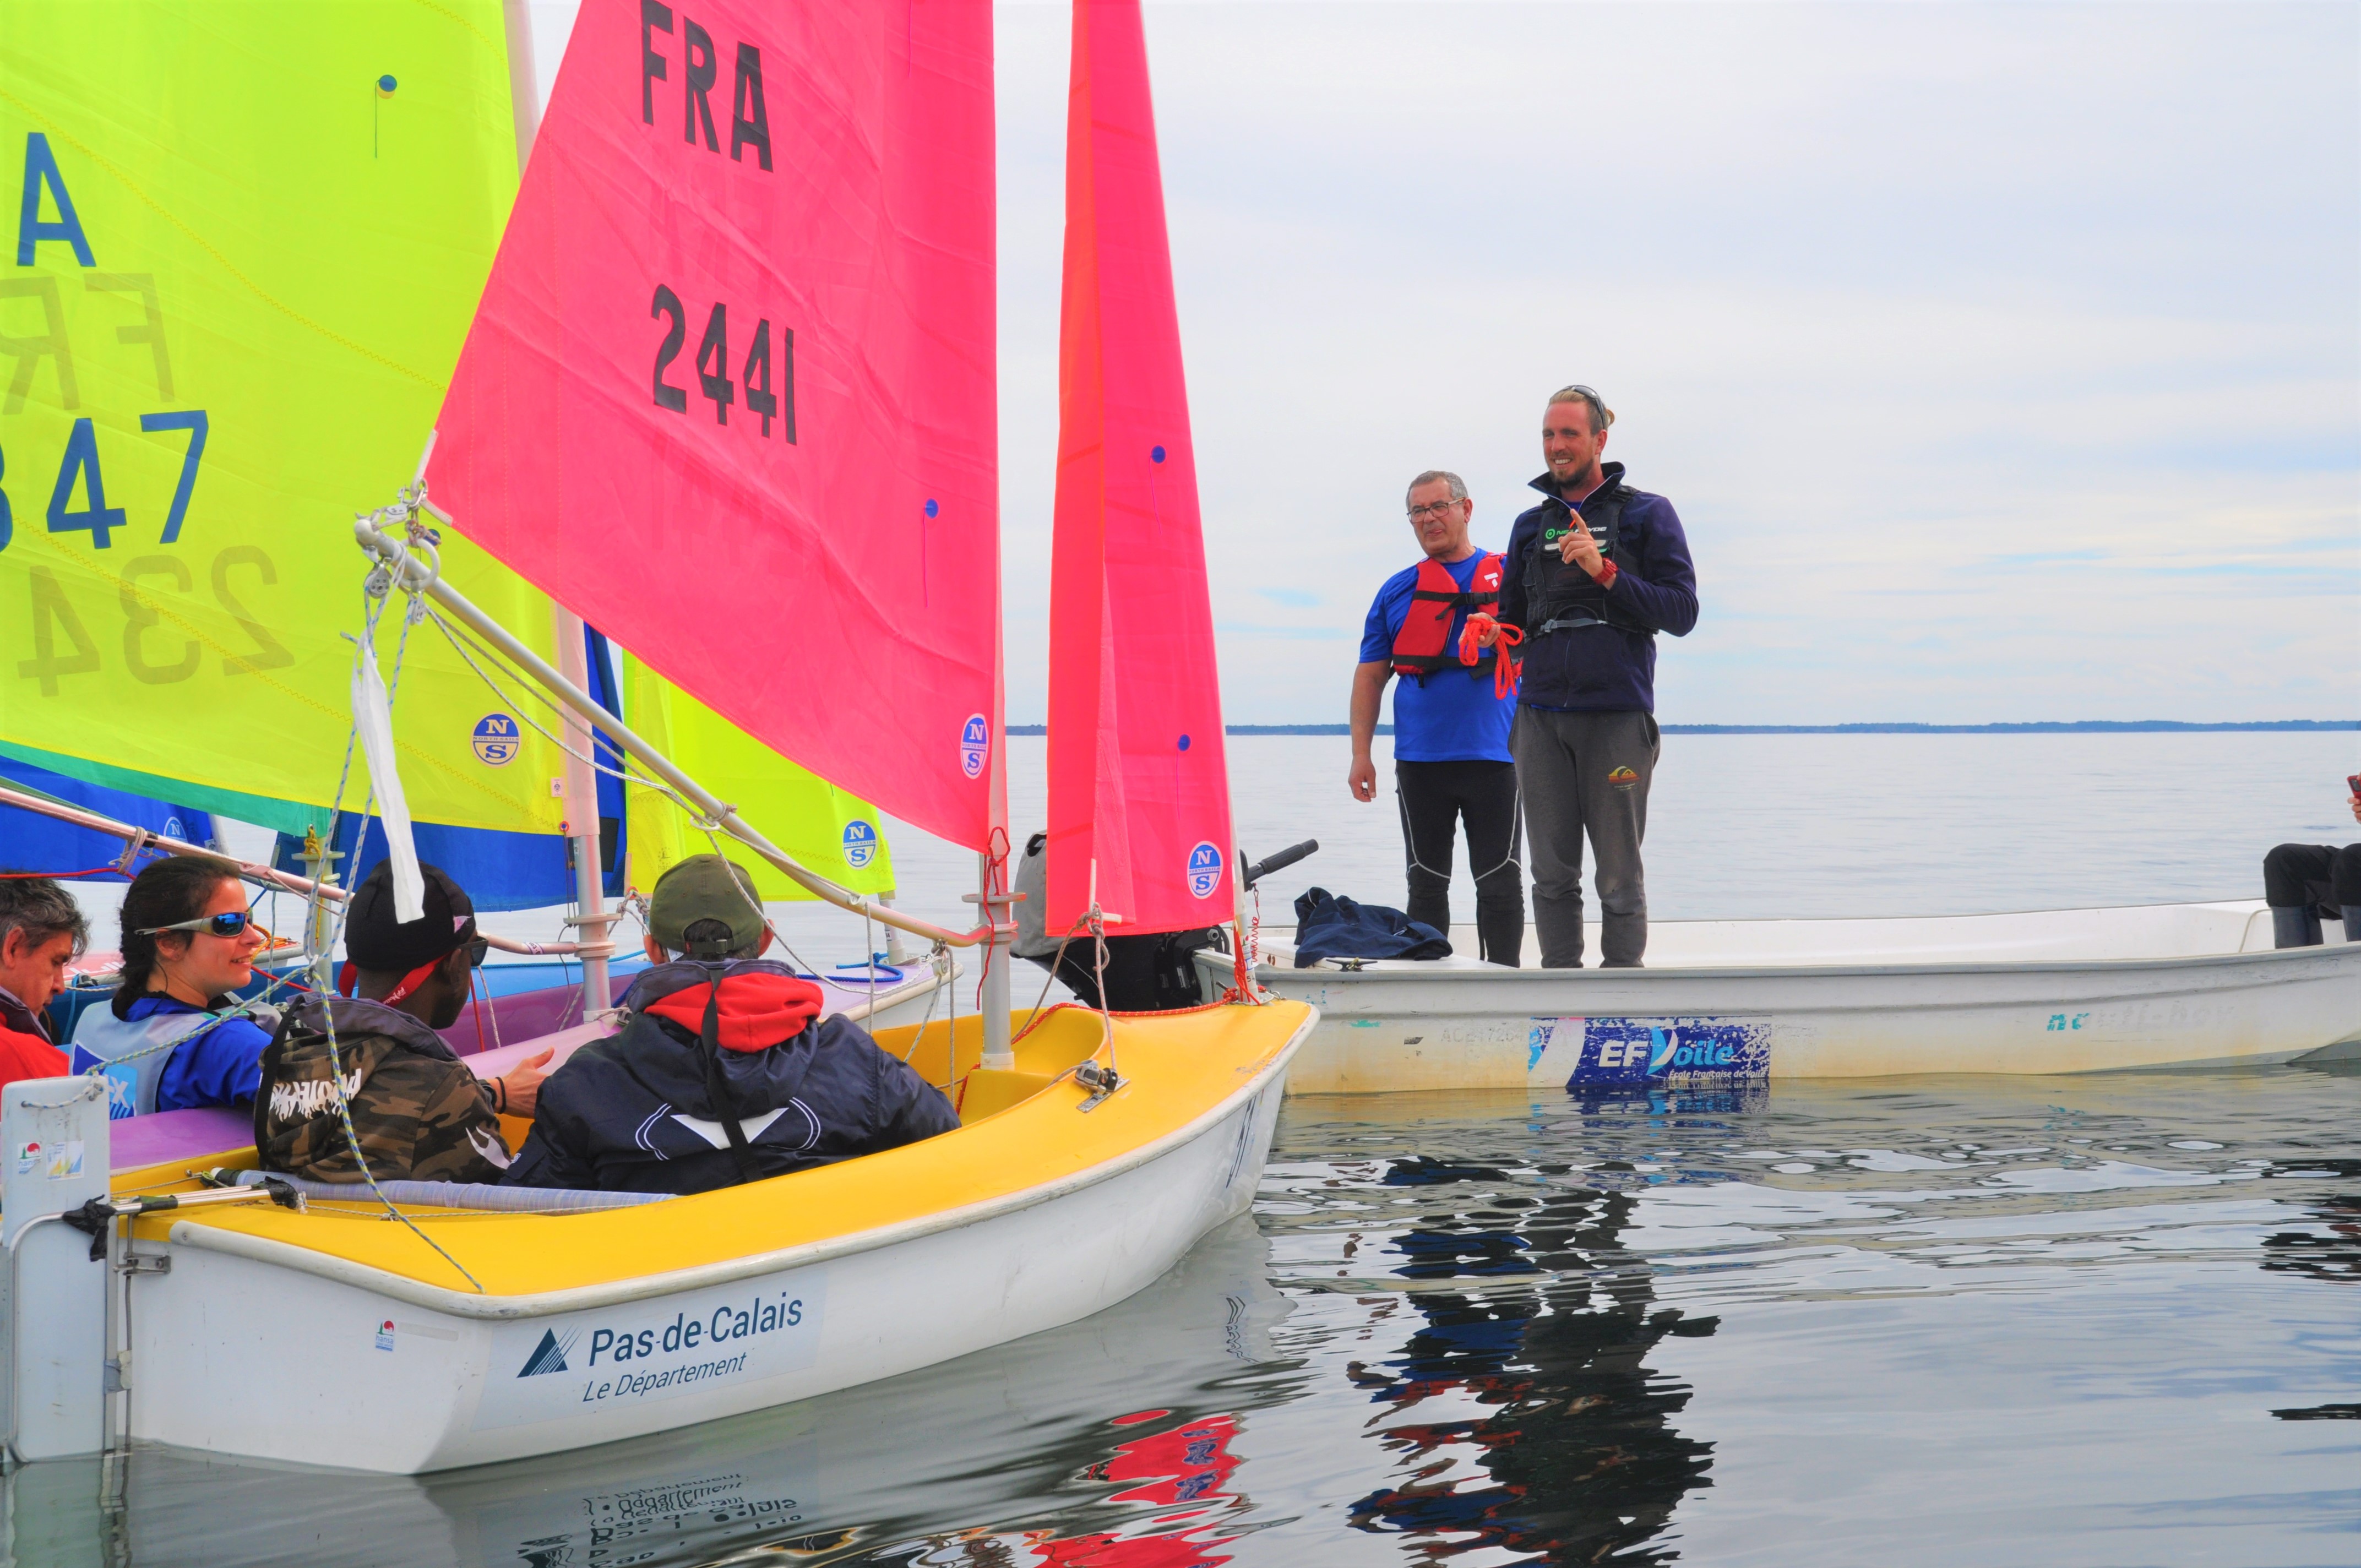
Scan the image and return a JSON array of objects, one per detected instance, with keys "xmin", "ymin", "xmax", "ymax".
[{"xmin": 1511, "ymin": 706, "xmax": 1660, "ymax": 967}]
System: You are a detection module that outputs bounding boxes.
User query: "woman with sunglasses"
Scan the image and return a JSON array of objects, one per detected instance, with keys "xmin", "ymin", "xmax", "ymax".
[{"xmin": 66, "ymin": 856, "xmax": 276, "ymax": 1118}]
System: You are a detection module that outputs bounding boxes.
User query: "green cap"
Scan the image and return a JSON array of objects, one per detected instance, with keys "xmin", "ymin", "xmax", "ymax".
[{"xmin": 647, "ymin": 854, "xmax": 764, "ymax": 959}]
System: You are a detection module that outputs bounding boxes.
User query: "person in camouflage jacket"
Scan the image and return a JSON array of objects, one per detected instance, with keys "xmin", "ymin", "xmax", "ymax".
[
  {"xmin": 254, "ymin": 861, "xmax": 550, "ymax": 1185},
  {"xmin": 256, "ymin": 991, "xmax": 513, "ymax": 1183}
]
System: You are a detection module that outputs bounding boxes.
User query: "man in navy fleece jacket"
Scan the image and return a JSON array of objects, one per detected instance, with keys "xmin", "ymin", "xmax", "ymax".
[{"xmin": 1493, "ymin": 385, "xmax": 1698, "ymax": 968}]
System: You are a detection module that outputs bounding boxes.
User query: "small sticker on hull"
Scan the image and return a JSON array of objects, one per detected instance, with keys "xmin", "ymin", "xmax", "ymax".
[{"xmin": 1548, "ymin": 1016, "xmax": 1772, "ymax": 1086}]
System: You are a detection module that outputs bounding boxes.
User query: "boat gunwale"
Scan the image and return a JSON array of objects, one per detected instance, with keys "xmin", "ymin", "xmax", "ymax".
[
  {"xmin": 1231, "ymin": 938, "xmax": 2360, "ymax": 990},
  {"xmin": 159, "ymin": 1004, "xmax": 1316, "ymax": 1320}
]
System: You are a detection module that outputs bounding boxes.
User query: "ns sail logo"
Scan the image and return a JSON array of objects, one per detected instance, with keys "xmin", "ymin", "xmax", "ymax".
[
  {"xmin": 1185, "ymin": 842, "xmax": 1224, "ymax": 899},
  {"xmin": 472, "ymin": 713, "xmax": 520, "ymax": 766}
]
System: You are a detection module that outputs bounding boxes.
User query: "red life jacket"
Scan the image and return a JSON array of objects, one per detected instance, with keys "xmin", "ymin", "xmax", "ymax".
[{"xmin": 1391, "ymin": 553, "xmax": 1503, "ymax": 682}]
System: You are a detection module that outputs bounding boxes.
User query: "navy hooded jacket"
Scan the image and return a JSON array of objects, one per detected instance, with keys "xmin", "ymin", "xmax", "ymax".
[
  {"xmin": 1292, "ymin": 888, "xmax": 1451, "ymax": 967},
  {"xmin": 501, "ymin": 960, "xmax": 959, "ymax": 1196},
  {"xmin": 1497, "ymin": 463, "xmax": 1698, "ymax": 713}
]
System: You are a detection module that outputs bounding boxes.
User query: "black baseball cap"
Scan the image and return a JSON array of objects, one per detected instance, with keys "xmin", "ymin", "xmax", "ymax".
[{"xmin": 345, "ymin": 860, "xmax": 482, "ymax": 972}]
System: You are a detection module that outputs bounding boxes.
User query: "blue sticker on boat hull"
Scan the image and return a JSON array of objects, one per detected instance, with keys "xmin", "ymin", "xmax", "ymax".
[{"xmin": 1570, "ymin": 1017, "xmax": 1769, "ymax": 1086}]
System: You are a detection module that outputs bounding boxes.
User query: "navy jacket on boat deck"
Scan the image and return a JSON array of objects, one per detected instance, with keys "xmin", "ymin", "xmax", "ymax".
[
  {"xmin": 1497, "ymin": 464, "xmax": 1698, "ymax": 714},
  {"xmin": 1292, "ymin": 888, "xmax": 1451, "ymax": 968},
  {"xmin": 501, "ymin": 959, "xmax": 959, "ymax": 1196}
]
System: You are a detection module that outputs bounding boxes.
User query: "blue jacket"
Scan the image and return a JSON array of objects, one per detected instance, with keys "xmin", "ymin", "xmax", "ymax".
[
  {"xmin": 1292, "ymin": 888, "xmax": 1451, "ymax": 967},
  {"xmin": 1497, "ymin": 465, "xmax": 1697, "ymax": 712}
]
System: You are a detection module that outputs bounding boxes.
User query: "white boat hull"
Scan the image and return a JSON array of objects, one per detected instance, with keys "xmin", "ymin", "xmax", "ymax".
[
  {"xmin": 106, "ymin": 1213, "xmax": 1291, "ymax": 1566},
  {"xmin": 1209, "ymin": 901, "xmax": 2361, "ymax": 1092},
  {"xmin": 125, "ymin": 1025, "xmax": 1301, "ymax": 1473}
]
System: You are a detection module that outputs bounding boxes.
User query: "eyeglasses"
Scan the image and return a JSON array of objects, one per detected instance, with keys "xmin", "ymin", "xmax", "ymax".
[
  {"xmin": 139, "ymin": 911, "xmax": 269, "ymax": 943},
  {"xmin": 465, "ymin": 936, "xmax": 488, "ymax": 968},
  {"xmin": 1407, "ymin": 500, "xmax": 1464, "ymax": 521}
]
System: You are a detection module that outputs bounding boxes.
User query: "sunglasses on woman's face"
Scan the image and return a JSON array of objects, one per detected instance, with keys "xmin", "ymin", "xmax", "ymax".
[{"xmin": 138, "ymin": 911, "xmax": 267, "ymax": 942}]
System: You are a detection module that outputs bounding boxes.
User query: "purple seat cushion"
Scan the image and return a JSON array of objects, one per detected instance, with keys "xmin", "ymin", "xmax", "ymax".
[{"xmin": 111, "ymin": 1106, "xmax": 254, "ymax": 1172}]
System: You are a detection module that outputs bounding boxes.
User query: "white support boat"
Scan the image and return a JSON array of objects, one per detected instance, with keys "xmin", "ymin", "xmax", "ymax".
[{"xmin": 1210, "ymin": 900, "xmax": 2361, "ymax": 1092}]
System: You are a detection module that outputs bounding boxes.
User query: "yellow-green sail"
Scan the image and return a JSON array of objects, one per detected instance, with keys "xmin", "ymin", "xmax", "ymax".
[
  {"xmin": 0, "ymin": 0, "xmax": 566, "ymax": 835},
  {"xmin": 622, "ymin": 657, "xmax": 897, "ymax": 901}
]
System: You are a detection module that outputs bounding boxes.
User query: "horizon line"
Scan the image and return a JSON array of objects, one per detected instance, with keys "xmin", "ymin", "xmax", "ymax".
[{"xmin": 1000, "ymin": 720, "xmax": 2359, "ymax": 736}]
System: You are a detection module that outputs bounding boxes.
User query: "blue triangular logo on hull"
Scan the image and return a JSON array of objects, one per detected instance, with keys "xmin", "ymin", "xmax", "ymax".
[{"xmin": 518, "ymin": 1328, "xmax": 575, "ymax": 1377}]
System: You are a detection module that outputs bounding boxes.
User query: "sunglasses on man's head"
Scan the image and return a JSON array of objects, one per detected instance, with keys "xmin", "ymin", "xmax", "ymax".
[{"xmin": 138, "ymin": 911, "xmax": 268, "ymax": 941}]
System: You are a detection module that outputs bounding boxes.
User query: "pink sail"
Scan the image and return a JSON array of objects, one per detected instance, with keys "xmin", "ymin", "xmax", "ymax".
[
  {"xmin": 1043, "ymin": 0, "xmax": 1234, "ymax": 937},
  {"xmin": 425, "ymin": 0, "xmax": 1003, "ymax": 851}
]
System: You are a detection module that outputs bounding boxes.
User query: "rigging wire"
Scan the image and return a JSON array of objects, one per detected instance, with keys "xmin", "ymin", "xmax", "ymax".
[{"xmin": 288, "ymin": 526, "xmax": 486, "ymax": 1293}]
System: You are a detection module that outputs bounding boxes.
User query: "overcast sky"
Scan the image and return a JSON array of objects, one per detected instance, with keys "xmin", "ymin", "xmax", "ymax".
[{"xmin": 534, "ymin": 2, "xmax": 2361, "ymax": 726}]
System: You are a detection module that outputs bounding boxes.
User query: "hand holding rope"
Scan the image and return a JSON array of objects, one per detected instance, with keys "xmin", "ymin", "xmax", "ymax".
[{"xmin": 1459, "ymin": 612, "xmax": 1523, "ymax": 699}]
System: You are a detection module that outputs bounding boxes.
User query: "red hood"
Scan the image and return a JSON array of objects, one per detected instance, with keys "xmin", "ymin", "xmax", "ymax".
[{"xmin": 645, "ymin": 972, "xmax": 825, "ymax": 1053}]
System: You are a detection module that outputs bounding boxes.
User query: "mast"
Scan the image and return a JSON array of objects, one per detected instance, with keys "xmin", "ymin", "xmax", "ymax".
[
  {"xmin": 975, "ymin": 846, "xmax": 1013, "ymax": 1069},
  {"xmin": 500, "ymin": 0, "xmax": 613, "ymax": 1019},
  {"xmin": 979, "ymin": 490, "xmax": 1015, "ymax": 1070}
]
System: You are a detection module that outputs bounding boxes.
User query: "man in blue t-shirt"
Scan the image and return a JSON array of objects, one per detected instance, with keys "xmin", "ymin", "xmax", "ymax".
[{"xmin": 1348, "ymin": 470, "xmax": 1525, "ymax": 965}]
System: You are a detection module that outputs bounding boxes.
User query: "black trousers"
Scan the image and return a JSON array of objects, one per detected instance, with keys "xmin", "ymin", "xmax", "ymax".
[
  {"xmin": 2264, "ymin": 842, "xmax": 2361, "ymax": 914},
  {"xmin": 1395, "ymin": 759, "xmax": 1525, "ymax": 965}
]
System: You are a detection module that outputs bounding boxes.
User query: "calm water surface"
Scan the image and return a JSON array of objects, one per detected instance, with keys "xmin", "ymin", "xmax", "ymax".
[{"xmin": 13, "ymin": 1065, "xmax": 2355, "ymax": 1566}]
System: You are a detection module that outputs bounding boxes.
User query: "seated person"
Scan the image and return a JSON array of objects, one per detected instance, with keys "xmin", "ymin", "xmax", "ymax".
[
  {"xmin": 69, "ymin": 856, "xmax": 276, "ymax": 1117},
  {"xmin": 503, "ymin": 854, "xmax": 959, "ymax": 1196},
  {"xmin": 255, "ymin": 861, "xmax": 551, "ymax": 1184},
  {"xmin": 2263, "ymin": 786, "xmax": 2361, "ymax": 948},
  {"xmin": 0, "ymin": 875, "xmax": 84, "ymax": 1087}
]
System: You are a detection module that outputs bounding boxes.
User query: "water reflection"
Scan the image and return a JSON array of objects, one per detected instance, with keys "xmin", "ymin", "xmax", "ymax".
[
  {"xmin": 901, "ymin": 1413, "xmax": 1253, "ymax": 1565},
  {"xmin": 2259, "ymin": 1157, "xmax": 2361, "ymax": 1288},
  {"xmin": 1345, "ymin": 1170, "xmax": 1715, "ymax": 1564}
]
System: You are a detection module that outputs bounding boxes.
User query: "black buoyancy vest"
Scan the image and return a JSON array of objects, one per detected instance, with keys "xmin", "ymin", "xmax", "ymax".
[
  {"xmin": 1521, "ymin": 478, "xmax": 1651, "ymax": 638},
  {"xmin": 1392, "ymin": 553, "xmax": 1505, "ymax": 684}
]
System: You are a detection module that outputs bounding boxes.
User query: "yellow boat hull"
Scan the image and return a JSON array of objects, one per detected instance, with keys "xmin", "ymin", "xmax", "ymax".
[{"xmin": 107, "ymin": 1000, "xmax": 1313, "ymax": 1472}]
